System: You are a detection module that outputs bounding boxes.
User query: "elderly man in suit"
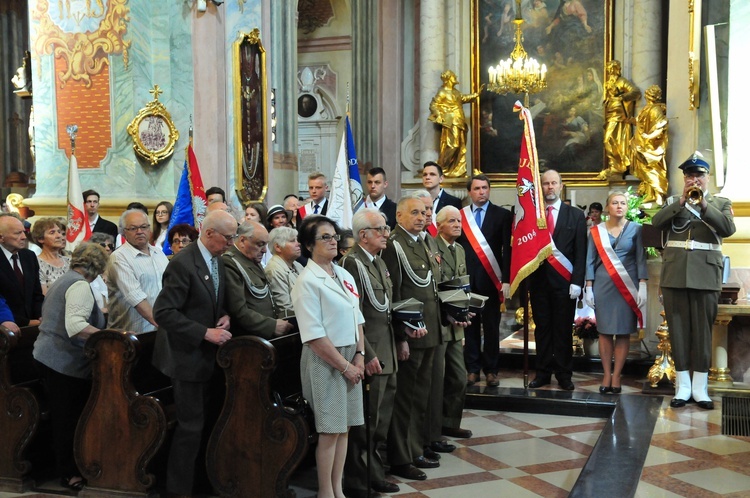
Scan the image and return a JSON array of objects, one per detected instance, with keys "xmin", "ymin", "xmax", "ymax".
[
  {"xmin": 223, "ymin": 221, "xmax": 293, "ymax": 339},
  {"xmin": 459, "ymin": 174, "xmax": 512, "ymax": 388},
  {"xmin": 0, "ymin": 214, "xmax": 43, "ymax": 327},
  {"xmin": 83, "ymin": 189, "xmax": 118, "ymax": 240},
  {"xmin": 528, "ymin": 170, "xmax": 587, "ymax": 391},
  {"xmin": 341, "ymin": 208, "xmax": 400, "ymax": 496},
  {"xmin": 382, "ymin": 196, "xmax": 442, "ymax": 481},
  {"xmin": 152, "ymin": 210, "xmax": 237, "ymax": 497},
  {"xmin": 364, "ymin": 167, "xmax": 397, "ymax": 229},
  {"xmin": 652, "ymin": 153, "xmax": 736, "ymax": 409}
]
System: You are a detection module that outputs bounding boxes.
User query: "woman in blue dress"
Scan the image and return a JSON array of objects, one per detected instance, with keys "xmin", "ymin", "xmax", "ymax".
[{"xmin": 584, "ymin": 192, "xmax": 648, "ymax": 393}]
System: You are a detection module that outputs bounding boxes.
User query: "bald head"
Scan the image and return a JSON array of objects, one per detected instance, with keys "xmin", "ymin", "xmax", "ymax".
[
  {"xmin": 237, "ymin": 221, "xmax": 269, "ymax": 264},
  {"xmin": 207, "ymin": 202, "xmax": 230, "ymax": 214},
  {"xmin": 201, "ymin": 210, "xmax": 239, "ymax": 257}
]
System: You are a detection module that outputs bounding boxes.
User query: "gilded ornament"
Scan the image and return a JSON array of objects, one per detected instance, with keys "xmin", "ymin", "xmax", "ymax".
[
  {"xmin": 32, "ymin": 0, "xmax": 130, "ymax": 88},
  {"xmin": 631, "ymin": 85, "xmax": 669, "ymax": 206},
  {"xmin": 127, "ymin": 86, "xmax": 179, "ymax": 166},
  {"xmin": 598, "ymin": 60, "xmax": 641, "ymax": 179}
]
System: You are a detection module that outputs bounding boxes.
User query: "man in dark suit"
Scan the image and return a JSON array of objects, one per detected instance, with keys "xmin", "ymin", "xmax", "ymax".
[
  {"xmin": 458, "ymin": 174, "xmax": 512, "ymax": 388},
  {"xmin": 364, "ymin": 167, "xmax": 397, "ymax": 229},
  {"xmin": 152, "ymin": 210, "xmax": 238, "ymax": 497},
  {"xmin": 652, "ymin": 153, "xmax": 736, "ymax": 409},
  {"xmin": 528, "ymin": 170, "xmax": 587, "ymax": 391},
  {"xmin": 82, "ymin": 189, "xmax": 119, "ymax": 240},
  {"xmin": 296, "ymin": 172, "xmax": 329, "ymax": 224},
  {"xmin": 222, "ymin": 221, "xmax": 293, "ymax": 339},
  {"xmin": 342, "ymin": 208, "xmax": 400, "ymax": 496},
  {"xmin": 0, "ymin": 214, "xmax": 43, "ymax": 326},
  {"xmin": 422, "ymin": 161, "xmax": 462, "ymax": 216},
  {"xmin": 382, "ymin": 196, "xmax": 442, "ymax": 481}
]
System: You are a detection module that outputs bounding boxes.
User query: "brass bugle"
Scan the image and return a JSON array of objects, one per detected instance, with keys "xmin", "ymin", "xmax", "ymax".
[{"xmin": 686, "ymin": 185, "xmax": 703, "ymax": 205}]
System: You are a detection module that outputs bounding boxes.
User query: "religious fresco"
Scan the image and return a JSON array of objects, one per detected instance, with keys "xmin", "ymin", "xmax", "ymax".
[
  {"xmin": 28, "ymin": 0, "xmax": 193, "ymax": 201},
  {"xmin": 472, "ymin": 0, "xmax": 612, "ymax": 182}
]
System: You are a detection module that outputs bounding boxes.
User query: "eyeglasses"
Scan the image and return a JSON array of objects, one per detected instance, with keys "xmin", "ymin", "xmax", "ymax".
[
  {"xmin": 123, "ymin": 224, "xmax": 150, "ymax": 232},
  {"xmin": 315, "ymin": 233, "xmax": 341, "ymax": 242},
  {"xmin": 155, "ymin": 210, "xmax": 170, "ymax": 216},
  {"xmin": 214, "ymin": 230, "xmax": 239, "ymax": 242},
  {"xmin": 172, "ymin": 238, "xmax": 192, "ymax": 246},
  {"xmin": 98, "ymin": 242, "xmax": 115, "ymax": 251},
  {"xmin": 366, "ymin": 225, "xmax": 391, "ymax": 235}
]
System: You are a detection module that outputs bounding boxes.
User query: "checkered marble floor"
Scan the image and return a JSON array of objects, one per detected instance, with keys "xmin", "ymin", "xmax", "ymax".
[{"xmin": 4, "ymin": 371, "xmax": 750, "ymax": 497}]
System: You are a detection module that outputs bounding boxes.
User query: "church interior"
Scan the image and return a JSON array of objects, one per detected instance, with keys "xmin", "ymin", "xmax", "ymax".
[{"xmin": 2, "ymin": 0, "xmax": 750, "ymax": 496}]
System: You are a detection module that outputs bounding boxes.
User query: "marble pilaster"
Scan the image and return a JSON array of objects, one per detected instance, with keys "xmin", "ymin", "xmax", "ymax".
[
  {"xmin": 351, "ymin": 0, "xmax": 379, "ymax": 169},
  {"xmin": 418, "ymin": 0, "xmax": 445, "ymax": 168},
  {"xmin": 631, "ymin": 0, "xmax": 663, "ymax": 95}
]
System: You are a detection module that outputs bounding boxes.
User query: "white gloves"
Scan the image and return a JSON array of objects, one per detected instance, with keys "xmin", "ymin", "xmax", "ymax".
[
  {"xmin": 637, "ymin": 282, "xmax": 647, "ymax": 308},
  {"xmin": 569, "ymin": 284, "xmax": 582, "ymax": 300},
  {"xmin": 502, "ymin": 283, "xmax": 511, "ymax": 300},
  {"xmin": 584, "ymin": 286, "xmax": 595, "ymax": 309}
]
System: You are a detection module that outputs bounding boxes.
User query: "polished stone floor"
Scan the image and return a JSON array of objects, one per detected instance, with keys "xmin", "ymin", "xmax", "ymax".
[{"xmin": 3, "ymin": 370, "xmax": 750, "ymax": 497}]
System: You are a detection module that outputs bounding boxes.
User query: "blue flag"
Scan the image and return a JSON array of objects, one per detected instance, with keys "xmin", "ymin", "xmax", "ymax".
[
  {"xmin": 345, "ymin": 116, "xmax": 364, "ymax": 213},
  {"xmin": 162, "ymin": 161, "xmax": 195, "ymax": 255}
]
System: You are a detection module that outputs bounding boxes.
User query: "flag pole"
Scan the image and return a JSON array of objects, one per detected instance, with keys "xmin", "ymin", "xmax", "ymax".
[{"xmin": 522, "ymin": 281, "xmax": 529, "ymax": 389}]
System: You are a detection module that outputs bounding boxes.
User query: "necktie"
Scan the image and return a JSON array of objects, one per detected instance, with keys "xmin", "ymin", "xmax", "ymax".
[
  {"xmin": 546, "ymin": 206, "xmax": 555, "ymax": 234},
  {"xmin": 313, "ymin": 204, "xmax": 320, "ymax": 214},
  {"xmin": 448, "ymin": 244, "xmax": 456, "ymax": 267},
  {"xmin": 210, "ymin": 257, "xmax": 219, "ymax": 301},
  {"xmin": 474, "ymin": 207, "xmax": 483, "ymax": 227},
  {"xmin": 11, "ymin": 253, "xmax": 24, "ymax": 289}
]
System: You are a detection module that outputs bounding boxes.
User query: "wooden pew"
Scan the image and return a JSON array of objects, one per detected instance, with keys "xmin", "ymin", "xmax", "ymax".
[
  {"xmin": 0, "ymin": 325, "xmax": 41, "ymax": 492},
  {"xmin": 206, "ymin": 335, "xmax": 309, "ymax": 498},
  {"xmin": 74, "ymin": 330, "xmax": 171, "ymax": 496}
]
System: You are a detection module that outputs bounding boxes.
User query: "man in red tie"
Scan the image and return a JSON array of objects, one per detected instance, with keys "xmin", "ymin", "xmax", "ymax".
[
  {"xmin": 528, "ymin": 170, "xmax": 587, "ymax": 391},
  {"xmin": 0, "ymin": 214, "xmax": 43, "ymax": 327}
]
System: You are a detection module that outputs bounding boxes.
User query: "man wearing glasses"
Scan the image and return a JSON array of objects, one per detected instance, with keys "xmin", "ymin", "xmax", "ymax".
[
  {"xmin": 223, "ymin": 221, "xmax": 294, "ymax": 339},
  {"xmin": 152, "ymin": 210, "xmax": 236, "ymax": 497},
  {"xmin": 341, "ymin": 208, "xmax": 400, "ymax": 496},
  {"xmin": 106, "ymin": 209, "xmax": 169, "ymax": 334}
]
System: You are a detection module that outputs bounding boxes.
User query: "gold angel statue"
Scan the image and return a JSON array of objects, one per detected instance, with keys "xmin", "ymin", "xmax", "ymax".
[
  {"xmin": 428, "ymin": 70, "xmax": 480, "ymax": 178},
  {"xmin": 599, "ymin": 60, "xmax": 641, "ymax": 179},
  {"xmin": 631, "ymin": 85, "xmax": 668, "ymax": 205}
]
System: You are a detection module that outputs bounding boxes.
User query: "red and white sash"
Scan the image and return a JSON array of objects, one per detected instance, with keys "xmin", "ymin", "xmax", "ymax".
[
  {"xmin": 591, "ymin": 224, "xmax": 643, "ymax": 328},
  {"xmin": 460, "ymin": 206, "xmax": 503, "ymax": 295},
  {"xmin": 546, "ymin": 239, "xmax": 573, "ymax": 281}
]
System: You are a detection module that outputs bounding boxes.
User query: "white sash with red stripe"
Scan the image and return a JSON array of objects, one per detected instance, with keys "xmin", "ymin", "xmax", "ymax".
[
  {"xmin": 460, "ymin": 206, "xmax": 503, "ymax": 295},
  {"xmin": 546, "ymin": 239, "xmax": 573, "ymax": 281},
  {"xmin": 591, "ymin": 224, "xmax": 644, "ymax": 328}
]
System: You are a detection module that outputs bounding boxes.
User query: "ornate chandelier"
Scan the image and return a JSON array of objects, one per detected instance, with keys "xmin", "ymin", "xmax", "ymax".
[{"xmin": 486, "ymin": 1, "xmax": 547, "ymax": 102}]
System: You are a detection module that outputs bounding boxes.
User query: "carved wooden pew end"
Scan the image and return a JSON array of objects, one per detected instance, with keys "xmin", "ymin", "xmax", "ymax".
[
  {"xmin": 207, "ymin": 336, "xmax": 309, "ymax": 498},
  {"xmin": 0, "ymin": 326, "xmax": 42, "ymax": 492},
  {"xmin": 75, "ymin": 330, "xmax": 173, "ymax": 497}
]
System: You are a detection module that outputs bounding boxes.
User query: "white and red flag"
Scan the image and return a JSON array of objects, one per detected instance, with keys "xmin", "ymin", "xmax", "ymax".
[
  {"xmin": 66, "ymin": 151, "xmax": 91, "ymax": 250},
  {"xmin": 508, "ymin": 101, "xmax": 552, "ymax": 297}
]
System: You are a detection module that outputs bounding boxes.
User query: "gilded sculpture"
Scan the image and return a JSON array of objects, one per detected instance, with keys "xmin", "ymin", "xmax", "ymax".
[
  {"xmin": 598, "ymin": 60, "xmax": 641, "ymax": 179},
  {"xmin": 429, "ymin": 70, "xmax": 480, "ymax": 178},
  {"xmin": 631, "ymin": 85, "xmax": 668, "ymax": 205}
]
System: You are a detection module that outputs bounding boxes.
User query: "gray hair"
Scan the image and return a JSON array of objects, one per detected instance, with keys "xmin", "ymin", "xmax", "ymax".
[
  {"xmin": 89, "ymin": 232, "xmax": 115, "ymax": 245},
  {"xmin": 352, "ymin": 208, "xmax": 386, "ymax": 242},
  {"xmin": 237, "ymin": 221, "xmax": 256, "ymax": 238},
  {"xmin": 436, "ymin": 205, "xmax": 460, "ymax": 224},
  {"xmin": 118, "ymin": 209, "xmax": 149, "ymax": 232},
  {"xmin": 411, "ymin": 189, "xmax": 432, "ymax": 201},
  {"xmin": 70, "ymin": 242, "xmax": 109, "ymax": 280},
  {"xmin": 268, "ymin": 226, "xmax": 298, "ymax": 254}
]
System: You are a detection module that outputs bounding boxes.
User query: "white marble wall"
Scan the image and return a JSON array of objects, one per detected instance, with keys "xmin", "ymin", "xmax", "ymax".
[{"xmin": 418, "ymin": 0, "xmax": 445, "ymax": 167}]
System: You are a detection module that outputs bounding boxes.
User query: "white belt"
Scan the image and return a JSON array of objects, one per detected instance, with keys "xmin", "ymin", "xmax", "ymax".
[{"xmin": 665, "ymin": 240, "xmax": 722, "ymax": 251}]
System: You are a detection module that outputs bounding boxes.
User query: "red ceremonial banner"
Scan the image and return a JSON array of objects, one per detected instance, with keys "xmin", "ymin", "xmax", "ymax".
[{"xmin": 508, "ymin": 102, "xmax": 552, "ymax": 297}]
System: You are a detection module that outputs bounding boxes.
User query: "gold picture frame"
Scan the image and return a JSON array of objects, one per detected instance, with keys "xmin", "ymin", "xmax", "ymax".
[
  {"xmin": 126, "ymin": 85, "xmax": 179, "ymax": 165},
  {"xmin": 233, "ymin": 29, "xmax": 268, "ymax": 204},
  {"xmin": 471, "ymin": 0, "xmax": 614, "ymax": 186}
]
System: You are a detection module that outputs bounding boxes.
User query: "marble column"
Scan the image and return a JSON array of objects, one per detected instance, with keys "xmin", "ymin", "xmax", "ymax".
[
  {"xmin": 268, "ymin": 0, "xmax": 299, "ymax": 204},
  {"xmin": 351, "ymin": 0, "xmax": 380, "ymax": 169},
  {"xmin": 630, "ymin": 0, "xmax": 663, "ymax": 93},
  {"xmin": 418, "ymin": 0, "xmax": 445, "ymax": 168},
  {"xmin": 379, "ymin": 0, "xmax": 405, "ymax": 195}
]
